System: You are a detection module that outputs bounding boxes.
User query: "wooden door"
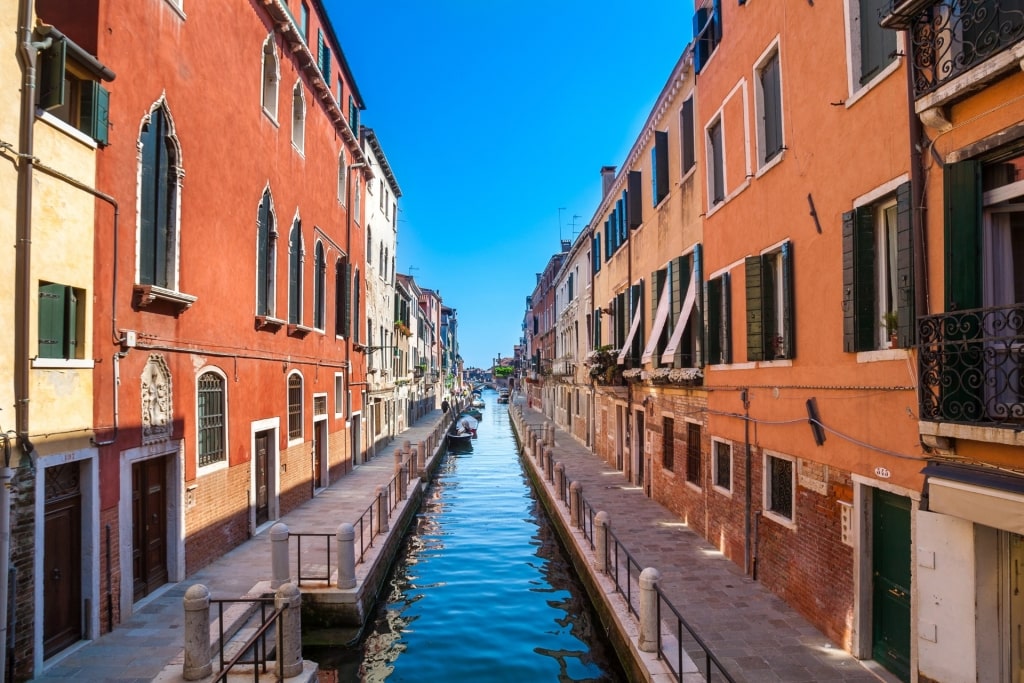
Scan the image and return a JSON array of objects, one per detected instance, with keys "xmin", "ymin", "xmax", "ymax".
[
  {"xmin": 43, "ymin": 464, "xmax": 81, "ymax": 658},
  {"xmin": 255, "ymin": 432, "xmax": 270, "ymax": 526},
  {"xmin": 132, "ymin": 458, "xmax": 168, "ymax": 601},
  {"xmin": 635, "ymin": 410, "xmax": 645, "ymax": 488},
  {"xmin": 872, "ymin": 488, "xmax": 911, "ymax": 682}
]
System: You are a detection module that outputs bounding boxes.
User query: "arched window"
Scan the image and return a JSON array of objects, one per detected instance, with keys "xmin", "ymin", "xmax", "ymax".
[
  {"xmin": 288, "ymin": 219, "xmax": 303, "ymax": 324},
  {"xmin": 366, "ymin": 227, "xmax": 372, "ymax": 266},
  {"xmin": 197, "ymin": 369, "xmax": 227, "ymax": 469},
  {"xmin": 261, "ymin": 35, "xmax": 279, "ymax": 119},
  {"xmin": 138, "ymin": 102, "xmax": 182, "ymax": 290},
  {"xmin": 337, "ymin": 153, "xmax": 346, "ymax": 204},
  {"xmin": 313, "ymin": 240, "xmax": 326, "ymax": 330},
  {"xmin": 256, "ymin": 189, "xmax": 276, "ymax": 317},
  {"xmin": 287, "ymin": 372, "xmax": 303, "ymax": 440},
  {"xmin": 378, "ymin": 243, "xmax": 384, "ymax": 274},
  {"xmin": 353, "ymin": 268, "xmax": 362, "ymax": 343},
  {"xmin": 291, "ymin": 82, "xmax": 305, "ymax": 153}
]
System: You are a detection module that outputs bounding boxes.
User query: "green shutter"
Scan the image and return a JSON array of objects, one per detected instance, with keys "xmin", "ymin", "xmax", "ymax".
[
  {"xmin": 844, "ymin": 207, "xmax": 877, "ymax": 352},
  {"xmin": 38, "ymin": 36, "xmax": 66, "ymax": 111},
  {"xmin": 859, "ymin": 0, "xmax": 896, "ymax": 84},
  {"xmin": 653, "ymin": 131, "xmax": 670, "ymax": 204},
  {"xmin": 66, "ymin": 287, "xmax": 78, "ymax": 357},
  {"xmin": 842, "ymin": 210, "xmax": 856, "ymax": 352},
  {"xmin": 289, "ymin": 225, "xmax": 300, "ymax": 324},
  {"xmin": 681, "ymin": 97, "xmax": 695, "ymax": 172},
  {"xmin": 81, "ymin": 81, "xmax": 110, "ymax": 145},
  {"xmin": 721, "ymin": 272, "xmax": 732, "ymax": 363},
  {"xmin": 781, "ymin": 241, "xmax": 795, "ymax": 358},
  {"xmin": 38, "ymin": 283, "xmax": 66, "ymax": 359},
  {"xmin": 705, "ymin": 275, "xmax": 720, "ymax": 364},
  {"xmin": 615, "ymin": 291, "xmax": 627, "ymax": 348},
  {"xmin": 594, "ymin": 307, "xmax": 602, "ymax": 347},
  {"xmin": 652, "ymin": 268, "xmax": 666, "ymax": 366},
  {"xmin": 628, "ymin": 171, "xmax": 643, "ymax": 228},
  {"xmin": 745, "ymin": 255, "xmax": 764, "ymax": 361},
  {"xmin": 630, "ymin": 282, "xmax": 644, "ymax": 365},
  {"xmin": 692, "ymin": 244, "xmax": 704, "ymax": 367},
  {"xmin": 895, "ymin": 181, "xmax": 915, "ymax": 346},
  {"xmin": 944, "ymin": 160, "xmax": 981, "ymax": 311}
]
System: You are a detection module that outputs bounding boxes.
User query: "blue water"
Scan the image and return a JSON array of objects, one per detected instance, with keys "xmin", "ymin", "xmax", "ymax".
[{"xmin": 321, "ymin": 390, "xmax": 623, "ymax": 682}]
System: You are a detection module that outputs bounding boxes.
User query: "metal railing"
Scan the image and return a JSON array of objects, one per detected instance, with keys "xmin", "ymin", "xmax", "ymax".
[
  {"xmin": 902, "ymin": 0, "xmax": 1024, "ymax": 97},
  {"xmin": 212, "ymin": 597, "xmax": 283, "ymax": 683},
  {"xmin": 657, "ymin": 587, "xmax": 737, "ymax": 682},
  {"xmin": 606, "ymin": 527, "xmax": 642, "ymax": 617},
  {"xmin": 291, "ymin": 532, "xmax": 333, "ymax": 586},
  {"xmin": 918, "ymin": 304, "xmax": 1024, "ymax": 427}
]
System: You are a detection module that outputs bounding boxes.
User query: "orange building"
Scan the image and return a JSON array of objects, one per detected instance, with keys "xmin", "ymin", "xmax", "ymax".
[{"xmin": 24, "ymin": 1, "xmax": 371, "ymax": 671}]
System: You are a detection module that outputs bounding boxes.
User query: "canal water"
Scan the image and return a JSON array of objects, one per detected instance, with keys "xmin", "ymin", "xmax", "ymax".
[{"xmin": 309, "ymin": 390, "xmax": 624, "ymax": 682}]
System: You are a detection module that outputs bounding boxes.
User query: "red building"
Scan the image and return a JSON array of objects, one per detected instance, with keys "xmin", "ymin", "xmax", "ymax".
[{"xmin": 30, "ymin": 0, "xmax": 371, "ymax": 665}]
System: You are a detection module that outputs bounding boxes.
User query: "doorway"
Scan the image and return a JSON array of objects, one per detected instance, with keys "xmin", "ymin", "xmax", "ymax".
[
  {"xmin": 871, "ymin": 487, "xmax": 911, "ymax": 682},
  {"xmin": 43, "ymin": 463, "xmax": 81, "ymax": 658},
  {"xmin": 255, "ymin": 431, "xmax": 271, "ymax": 526},
  {"xmin": 132, "ymin": 457, "xmax": 168, "ymax": 601},
  {"xmin": 313, "ymin": 419, "xmax": 328, "ymax": 492},
  {"xmin": 635, "ymin": 409, "xmax": 645, "ymax": 489}
]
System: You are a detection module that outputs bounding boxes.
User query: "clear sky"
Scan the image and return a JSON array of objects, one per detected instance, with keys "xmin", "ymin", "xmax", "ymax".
[{"xmin": 329, "ymin": 1, "xmax": 693, "ymax": 369}]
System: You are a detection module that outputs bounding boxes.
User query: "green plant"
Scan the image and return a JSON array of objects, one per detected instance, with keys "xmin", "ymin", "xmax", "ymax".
[
  {"xmin": 494, "ymin": 365, "xmax": 513, "ymax": 378},
  {"xmin": 882, "ymin": 310, "xmax": 899, "ymax": 335}
]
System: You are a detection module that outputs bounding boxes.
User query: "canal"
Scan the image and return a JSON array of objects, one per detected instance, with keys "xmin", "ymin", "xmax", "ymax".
[{"xmin": 309, "ymin": 390, "xmax": 624, "ymax": 682}]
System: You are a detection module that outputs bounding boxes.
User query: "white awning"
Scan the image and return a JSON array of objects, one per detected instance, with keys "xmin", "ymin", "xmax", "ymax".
[
  {"xmin": 661, "ymin": 264, "xmax": 696, "ymax": 364},
  {"xmin": 617, "ymin": 296, "xmax": 644, "ymax": 364},
  {"xmin": 641, "ymin": 275, "xmax": 672, "ymax": 363}
]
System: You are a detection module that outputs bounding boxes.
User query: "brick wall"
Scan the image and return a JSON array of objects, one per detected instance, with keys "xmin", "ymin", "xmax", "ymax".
[
  {"xmin": 184, "ymin": 464, "xmax": 251, "ymax": 575},
  {"xmin": 99, "ymin": 505, "xmax": 121, "ymax": 634},
  {"xmin": 10, "ymin": 466, "xmax": 36, "ymax": 682},
  {"xmin": 280, "ymin": 441, "xmax": 312, "ymax": 516}
]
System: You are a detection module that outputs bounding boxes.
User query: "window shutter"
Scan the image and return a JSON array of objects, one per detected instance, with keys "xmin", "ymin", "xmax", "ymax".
[
  {"xmin": 257, "ymin": 195, "xmax": 270, "ymax": 316},
  {"xmin": 745, "ymin": 255, "xmax": 764, "ymax": 361},
  {"xmin": 289, "ymin": 226, "xmax": 301, "ymax": 324},
  {"xmin": 842, "ymin": 210, "xmax": 856, "ymax": 352},
  {"xmin": 66, "ymin": 287, "xmax": 78, "ymax": 357},
  {"xmin": 153, "ymin": 112, "xmax": 171, "ymax": 289},
  {"xmin": 721, "ymin": 272, "xmax": 732, "ymax": 363},
  {"xmin": 139, "ymin": 116, "xmax": 158, "ymax": 286},
  {"xmin": 693, "ymin": 244, "xmax": 704, "ymax": 367},
  {"xmin": 615, "ymin": 291, "xmax": 627, "ymax": 348},
  {"xmin": 844, "ymin": 208, "xmax": 876, "ymax": 352},
  {"xmin": 781, "ymin": 241, "xmax": 795, "ymax": 358},
  {"xmin": 604, "ymin": 219, "xmax": 611, "ymax": 261},
  {"xmin": 944, "ymin": 160, "xmax": 981, "ymax": 311},
  {"xmin": 38, "ymin": 36, "xmax": 66, "ymax": 111},
  {"xmin": 81, "ymin": 82, "xmax": 110, "ymax": 145},
  {"xmin": 710, "ymin": 122, "xmax": 725, "ymax": 203},
  {"xmin": 693, "ymin": 7, "xmax": 709, "ymax": 74},
  {"xmin": 631, "ymin": 282, "xmax": 645, "ymax": 364},
  {"xmin": 669, "ymin": 254, "xmax": 689, "ymax": 367},
  {"xmin": 617, "ymin": 196, "xmax": 627, "ymax": 245},
  {"xmin": 896, "ymin": 181, "xmax": 915, "ymax": 346},
  {"xmin": 681, "ymin": 97, "xmax": 695, "ymax": 172},
  {"xmin": 713, "ymin": 0, "xmax": 723, "ymax": 44},
  {"xmin": 627, "ymin": 171, "xmax": 643, "ymax": 228},
  {"xmin": 653, "ymin": 131, "xmax": 670, "ymax": 205},
  {"xmin": 594, "ymin": 308, "xmax": 602, "ymax": 347},
  {"xmin": 705, "ymin": 276, "xmax": 721, "ymax": 364},
  {"xmin": 38, "ymin": 283, "xmax": 66, "ymax": 359},
  {"xmin": 761, "ymin": 55, "xmax": 781, "ymax": 161},
  {"xmin": 859, "ymin": 0, "xmax": 896, "ymax": 84}
]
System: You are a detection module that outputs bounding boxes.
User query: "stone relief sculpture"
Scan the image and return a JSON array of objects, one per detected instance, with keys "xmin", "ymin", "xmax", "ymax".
[{"xmin": 142, "ymin": 354, "xmax": 173, "ymax": 443}]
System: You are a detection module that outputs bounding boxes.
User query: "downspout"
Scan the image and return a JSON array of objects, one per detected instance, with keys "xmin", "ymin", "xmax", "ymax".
[
  {"xmin": 626, "ymin": 202, "xmax": 634, "ymax": 485},
  {"xmin": 905, "ymin": 40, "xmax": 929, "ymax": 322},
  {"xmin": 742, "ymin": 388, "xmax": 752, "ymax": 576},
  {"xmin": 6, "ymin": 2, "xmax": 39, "ymax": 679},
  {"xmin": 346, "ymin": 160, "xmax": 366, "ymax": 464}
]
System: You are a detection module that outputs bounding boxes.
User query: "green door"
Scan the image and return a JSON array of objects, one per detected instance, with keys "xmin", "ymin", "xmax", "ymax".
[{"xmin": 872, "ymin": 488, "xmax": 911, "ymax": 682}]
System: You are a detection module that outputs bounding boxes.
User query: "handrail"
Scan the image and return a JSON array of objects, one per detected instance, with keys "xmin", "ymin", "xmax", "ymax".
[
  {"xmin": 291, "ymin": 532, "xmax": 333, "ymax": 585},
  {"xmin": 211, "ymin": 596, "xmax": 282, "ymax": 682},
  {"xmin": 656, "ymin": 586, "xmax": 737, "ymax": 682},
  {"xmin": 607, "ymin": 526, "xmax": 642, "ymax": 617}
]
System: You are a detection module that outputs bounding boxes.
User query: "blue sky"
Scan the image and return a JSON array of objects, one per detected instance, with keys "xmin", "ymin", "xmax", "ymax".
[{"xmin": 330, "ymin": 1, "xmax": 692, "ymax": 369}]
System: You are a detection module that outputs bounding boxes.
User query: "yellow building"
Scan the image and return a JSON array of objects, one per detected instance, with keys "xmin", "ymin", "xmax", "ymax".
[{"xmin": 1, "ymin": 3, "xmax": 113, "ymax": 676}]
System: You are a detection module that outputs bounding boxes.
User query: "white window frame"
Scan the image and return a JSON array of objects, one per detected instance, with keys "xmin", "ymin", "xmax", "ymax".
[
  {"xmin": 763, "ymin": 450, "xmax": 796, "ymax": 527},
  {"xmin": 196, "ymin": 366, "xmax": 229, "ymax": 475},
  {"xmin": 334, "ymin": 372, "xmax": 346, "ymax": 419},
  {"xmin": 291, "ymin": 82, "xmax": 305, "ymax": 155},
  {"xmin": 842, "ymin": 0, "xmax": 904, "ymax": 106},
  {"xmin": 287, "ymin": 370, "xmax": 304, "ymax": 446},
  {"xmin": 684, "ymin": 418, "xmax": 702, "ymax": 491},
  {"xmin": 712, "ymin": 437, "xmax": 733, "ymax": 495},
  {"xmin": 705, "ymin": 113, "xmax": 726, "ymax": 210},
  {"xmin": 337, "ymin": 153, "xmax": 347, "ymax": 205},
  {"xmin": 255, "ymin": 186, "xmax": 279, "ymax": 320},
  {"xmin": 261, "ymin": 34, "xmax": 279, "ymax": 123},
  {"xmin": 753, "ymin": 38, "xmax": 785, "ymax": 175}
]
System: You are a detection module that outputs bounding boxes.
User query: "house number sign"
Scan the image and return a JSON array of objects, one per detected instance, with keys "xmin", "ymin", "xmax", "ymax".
[{"xmin": 874, "ymin": 466, "xmax": 891, "ymax": 479}]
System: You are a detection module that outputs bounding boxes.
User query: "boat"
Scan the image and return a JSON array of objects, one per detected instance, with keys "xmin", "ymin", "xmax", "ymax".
[
  {"xmin": 446, "ymin": 421, "xmax": 474, "ymax": 450},
  {"xmin": 461, "ymin": 408, "xmax": 483, "ymax": 421},
  {"xmin": 454, "ymin": 414, "xmax": 478, "ymax": 438},
  {"xmin": 496, "ymin": 389, "xmax": 510, "ymax": 404},
  {"xmin": 471, "ymin": 397, "xmax": 485, "ymax": 408}
]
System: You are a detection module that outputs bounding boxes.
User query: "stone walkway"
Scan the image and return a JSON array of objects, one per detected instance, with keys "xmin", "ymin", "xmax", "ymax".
[{"xmin": 514, "ymin": 397, "xmax": 900, "ymax": 683}]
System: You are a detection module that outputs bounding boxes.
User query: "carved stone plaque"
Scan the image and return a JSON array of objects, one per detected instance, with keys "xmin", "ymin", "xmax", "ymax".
[{"xmin": 141, "ymin": 354, "xmax": 173, "ymax": 444}]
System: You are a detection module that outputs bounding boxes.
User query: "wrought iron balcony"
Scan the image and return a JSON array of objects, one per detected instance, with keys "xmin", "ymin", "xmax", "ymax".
[
  {"xmin": 918, "ymin": 304, "xmax": 1024, "ymax": 427},
  {"xmin": 889, "ymin": 0, "xmax": 1024, "ymax": 98}
]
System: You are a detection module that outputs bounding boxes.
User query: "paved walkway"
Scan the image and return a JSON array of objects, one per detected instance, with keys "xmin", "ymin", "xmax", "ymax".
[
  {"xmin": 514, "ymin": 397, "xmax": 899, "ymax": 683},
  {"xmin": 33, "ymin": 408, "xmax": 451, "ymax": 683}
]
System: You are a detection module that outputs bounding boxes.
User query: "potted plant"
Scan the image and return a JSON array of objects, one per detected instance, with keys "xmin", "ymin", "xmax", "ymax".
[{"xmin": 883, "ymin": 311, "xmax": 899, "ymax": 347}]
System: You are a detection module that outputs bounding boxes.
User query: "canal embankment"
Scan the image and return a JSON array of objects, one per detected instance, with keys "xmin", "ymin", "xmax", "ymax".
[{"xmin": 509, "ymin": 397, "xmax": 900, "ymax": 683}]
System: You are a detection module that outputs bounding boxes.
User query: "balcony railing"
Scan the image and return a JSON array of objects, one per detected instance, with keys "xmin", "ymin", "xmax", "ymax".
[
  {"xmin": 918, "ymin": 304, "xmax": 1024, "ymax": 426},
  {"xmin": 894, "ymin": 0, "xmax": 1024, "ymax": 98}
]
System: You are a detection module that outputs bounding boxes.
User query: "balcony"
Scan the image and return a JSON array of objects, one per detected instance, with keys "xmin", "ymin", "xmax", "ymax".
[
  {"xmin": 918, "ymin": 304, "xmax": 1024, "ymax": 430},
  {"xmin": 885, "ymin": 0, "xmax": 1024, "ymax": 106}
]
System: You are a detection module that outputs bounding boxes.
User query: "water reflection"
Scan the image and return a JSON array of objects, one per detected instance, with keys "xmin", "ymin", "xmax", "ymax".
[{"xmin": 310, "ymin": 392, "xmax": 623, "ymax": 682}]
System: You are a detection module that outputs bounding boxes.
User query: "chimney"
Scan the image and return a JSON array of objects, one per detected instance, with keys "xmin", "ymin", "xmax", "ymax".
[
  {"xmin": 560, "ymin": 240, "xmax": 571, "ymax": 252},
  {"xmin": 600, "ymin": 166, "xmax": 617, "ymax": 198}
]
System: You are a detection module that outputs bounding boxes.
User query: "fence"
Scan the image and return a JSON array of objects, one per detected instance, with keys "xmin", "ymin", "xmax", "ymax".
[{"xmin": 211, "ymin": 596, "xmax": 283, "ymax": 683}]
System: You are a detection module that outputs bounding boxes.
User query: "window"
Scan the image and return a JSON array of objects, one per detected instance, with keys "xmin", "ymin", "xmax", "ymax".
[
  {"xmin": 138, "ymin": 104, "xmax": 182, "ymax": 290},
  {"xmin": 765, "ymin": 453, "xmax": 795, "ymax": 521},
  {"xmin": 288, "ymin": 220, "xmax": 302, "ymax": 324},
  {"xmin": 337, "ymin": 154, "xmax": 346, "ymax": 204},
  {"xmin": 291, "ymin": 82, "xmax": 305, "ymax": 153},
  {"xmin": 713, "ymin": 439, "xmax": 732, "ymax": 491},
  {"xmin": 197, "ymin": 370, "xmax": 227, "ymax": 469},
  {"xmin": 336, "ymin": 256, "xmax": 351, "ymax": 337},
  {"xmin": 686, "ymin": 422, "xmax": 701, "ymax": 485},
  {"xmin": 256, "ymin": 189, "xmax": 277, "ymax": 317},
  {"xmin": 662, "ymin": 417, "xmax": 675, "ymax": 470},
  {"xmin": 756, "ymin": 48, "xmax": 783, "ymax": 166},
  {"xmin": 313, "ymin": 240, "xmax": 326, "ymax": 330},
  {"xmin": 651, "ymin": 130, "xmax": 670, "ymax": 206},
  {"xmin": 261, "ymin": 35, "xmax": 278, "ymax": 119},
  {"xmin": 680, "ymin": 95, "xmax": 695, "ymax": 175},
  {"xmin": 336, "ymin": 77, "xmax": 343, "ymax": 106},
  {"xmin": 299, "ymin": 1, "xmax": 309, "ymax": 41},
  {"xmin": 592, "ymin": 234, "xmax": 602, "ymax": 273},
  {"xmin": 693, "ymin": 0, "xmax": 722, "ymax": 73},
  {"xmin": 353, "ymin": 269, "xmax": 362, "ymax": 343},
  {"xmin": 843, "ymin": 183, "xmax": 912, "ymax": 352},
  {"xmin": 37, "ymin": 36, "xmax": 110, "ymax": 145},
  {"xmin": 746, "ymin": 241, "xmax": 794, "ymax": 361},
  {"xmin": 708, "ymin": 119, "xmax": 725, "ymax": 206},
  {"xmin": 37, "ymin": 282, "xmax": 82, "ymax": 359},
  {"xmin": 705, "ymin": 272, "xmax": 732, "ymax": 364},
  {"xmin": 316, "ymin": 29, "xmax": 331, "ymax": 83},
  {"xmin": 647, "ymin": 247, "xmax": 703, "ymax": 368},
  {"xmin": 855, "ymin": 0, "xmax": 896, "ymax": 86},
  {"xmin": 348, "ymin": 94, "xmax": 359, "ymax": 135},
  {"xmin": 353, "ymin": 174, "xmax": 362, "ymax": 223},
  {"xmin": 334, "ymin": 373, "xmax": 346, "ymax": 417},
  {"xmin": 288, "ymin": 372, "xmax": 303, "ymax": 440}
]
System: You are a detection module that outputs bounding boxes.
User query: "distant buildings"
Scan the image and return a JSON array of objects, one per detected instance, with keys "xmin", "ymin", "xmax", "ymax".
[
  {"xmin": 1, "ymin": 1, "xmax": 458, "ymax": 678},
  {"xmin": 522, "ymin": 2, "xmax": 1024, "ymax": 681}
]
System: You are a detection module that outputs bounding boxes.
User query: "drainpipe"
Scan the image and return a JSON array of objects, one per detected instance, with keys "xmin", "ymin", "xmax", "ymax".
[
  {"xmin": 6, "ymin": 2, "xmax": 39, "ymax": 678},
  {"xmin": 346, "ymin": 159, "xmax": 366, "ymax": 464},
  {"xmin": 905, "ymin": 42, "xmax": 929, "ymax": 322},
  {"xmin": 742, "ymin": 388, "xmax": 752, "ymax": 576}
]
